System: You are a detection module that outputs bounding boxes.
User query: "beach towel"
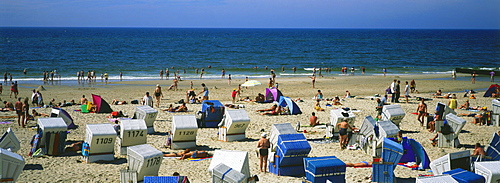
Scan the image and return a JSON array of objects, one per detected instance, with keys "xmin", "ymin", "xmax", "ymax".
[
  {"xmin": 0, "ymin": 121, "xmax": 13, "ymax": 124},
  {"xmin": 187, "ymin": 156, "xmax": 213, "ymax": 161}
]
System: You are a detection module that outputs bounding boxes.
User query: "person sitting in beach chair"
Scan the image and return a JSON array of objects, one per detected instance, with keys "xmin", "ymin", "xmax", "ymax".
[{"xmin": 256, "ymin": 104, "xmax": 277, "ymax": 112}]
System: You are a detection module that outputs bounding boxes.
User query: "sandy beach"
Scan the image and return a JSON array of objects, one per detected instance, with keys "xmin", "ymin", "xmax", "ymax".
[{"xmin": 1, "ymin": 73, "xmax": 498, "ymax": 182}]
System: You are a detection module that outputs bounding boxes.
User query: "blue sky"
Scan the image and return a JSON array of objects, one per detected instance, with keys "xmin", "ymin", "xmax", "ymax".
[{"xmin": 1, "ymin": 0, "xmax": 499, "ymax": 29}]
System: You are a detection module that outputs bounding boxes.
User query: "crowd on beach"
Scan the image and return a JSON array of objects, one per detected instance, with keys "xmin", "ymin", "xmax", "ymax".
[{"xmin": 1, "ymin": 66, "xmax": 499, "ymax": 182}]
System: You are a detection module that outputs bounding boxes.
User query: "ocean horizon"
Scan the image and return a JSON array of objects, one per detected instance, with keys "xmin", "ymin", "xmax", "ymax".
[{"xmin": 1, "ymin": 27, "xmax": 499, "ymax": 83}]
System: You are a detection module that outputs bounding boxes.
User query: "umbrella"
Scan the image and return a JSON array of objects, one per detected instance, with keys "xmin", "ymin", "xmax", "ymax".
[{"xmin": 241, "ymin": 80, "xmax": 261, "ymax": 87}]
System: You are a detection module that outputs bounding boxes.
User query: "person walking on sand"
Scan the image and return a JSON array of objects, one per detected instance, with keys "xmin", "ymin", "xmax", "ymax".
[
  {"xmin": 227, "ymin": 74, "xmax": 231, "ymax": 85},
  {"xmin": 154, "ymin": 84, "xmax": 163, "ymax": 108},
  {"xmin": 337, "ymin": 119, "xmax": 354, "ymax": 149},
  {"xmin": 490, "ymin": 71, "xmax": 495, "ymax": 82},
  {"xmin": 22, "ymin": 97, "xmax": 29, "ymax": 128},
  {"xmin": 257, "ymin": 133, "xmax": 270, "ymax": 173},
  {"xmin": 10, "ymin": 81, "xmax": 18, "ymax": 98},
  {"xmin": 383, "ymin": 68, "xmax": 387, "ymax": 76},
  {"xmin": 417, "ymin": 99, "xmax": 427, "ymax": 126},
  {"xmin": 142, "ymin": 92, "xmax": 153, "ymax": 107},
  {"xmin": 395, "ymin": 80, "xmax": 401, "ymax": 103},
  {"xmin": 221, "ymin": 69, "xmax": 225, "ymax": 79},
  {"xmin": 410, "ymin": 79, "xmax": 416, "ymax": 93}
]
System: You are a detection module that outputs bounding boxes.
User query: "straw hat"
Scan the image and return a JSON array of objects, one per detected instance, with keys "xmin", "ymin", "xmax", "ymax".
[{"xmin": 261, "ymin": 133, "xmax": 267, "ymax": 138}]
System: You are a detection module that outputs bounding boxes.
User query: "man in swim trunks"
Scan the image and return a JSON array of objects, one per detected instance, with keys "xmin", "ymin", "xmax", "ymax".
[
  {"xmin": 257, "ymin": 133, "xmax": 270, "ymax": 172},
  {"xmin": 14, "ymin": 98, "xmax": 23, "ymax": 126},
  {"xmin": 416, "ymin": 99, "xmax": 427, "ymax": 126},
  {"xmin": 336, "ymin": 119, "xmax": 354, "ymax": 149}
]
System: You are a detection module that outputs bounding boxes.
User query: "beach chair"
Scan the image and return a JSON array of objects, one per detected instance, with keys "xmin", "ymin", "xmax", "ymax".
[
  {"xmin": 474, "ymin": 161, "xmax": 500, "ymax": 183},
  {"xmin": 416, "ymin": 174, "xmax": 458, "ymax": 183},
  {"xmin": 127, "ymin": 144, "xmax": 163, "ymax": 182},
  {"xmin": 0, "ymin": 148, "xmax": 25, "ymax": 183},
  {"xmin": 0, "ymin": 128, "xmax": 21, "ymax": 153},
  {"xmin": 430, "ymin": 150, "xmax": 470, "ymax": 175},
  {"xmin": 37, "ymin": 118, "xmax": 68, "ymax": 156},
  {"xmin": 218, "ymin": 109, "xmax": 250, "ymax": 142},
  {"xmin": 269, "ymin": 123, "xmax": 297, "ymax": 152},
  {"xmin": 327, "ymin": 108, "xmax": 355, "ymax": 139},
  {"xmin": 484, "ymin": 132, "xmax": 500, "ymax": 161},
  {"xmin": 212, "ymin": 163, "xmax": 246, "ymax": 183},
  {"xmin": 359, "ymin": 116, "xmax": 377, "ymax": 155},
  {"xmin": 118, "ymin": 119, "xmax": 147, "ymax": 155},
  {"xmin": 437, "ymin": 114, "xmax": 466, "ymax": 148},
  {"xmin": 208, "ymin": 150, "xmax": 253, "ymax": 183},
  {"xmin": 492, "ymin": 99, "xmax": 500, "ymax": 126},
  {"xmin": 270, "ymin": 133, "xmax": 311, "ymax": 176},
  {"xmin": 143, "ymin": 176, "xmax": 190, "ymax": 183},
  {"xmin": 83, "ymin": 124, "xmax": 116, "ymax": 163},
  {"xmin": 170, "ymin": 115, "xmax": 198, "ymax": 150},
  {"xmin": 133, "ymin": 105, "xmax": 158, "ymax": 134},
  {"xmin": 443, "ymin": 168, "xmax": 485, "ymax": 183},
  {"xmin": 381, "ymin": 104, "xmax": 405, "ymax": 127}
]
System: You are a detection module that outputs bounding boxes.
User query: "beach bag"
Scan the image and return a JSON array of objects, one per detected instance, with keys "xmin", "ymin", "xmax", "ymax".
[
  {"xmin": 386, "ymin": 87, "xmax": 392, "ymax": 94},
  {"xmin": 82, "ymin": 142, "xmax": 90, "ymax": 156},
  {"xmin": 130, "ymin": 100, "xmax": 139, "ymax": 104}
]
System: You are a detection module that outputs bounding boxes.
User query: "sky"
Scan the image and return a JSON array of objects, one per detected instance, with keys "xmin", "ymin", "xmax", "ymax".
[{"xmin": 0, "ymin": 0, "xmax": 499, "ymax": 29}]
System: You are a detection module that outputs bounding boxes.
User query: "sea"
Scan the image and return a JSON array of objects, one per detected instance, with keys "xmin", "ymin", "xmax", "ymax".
[{"xmin": 1, "ymin": 27, "xmax": 499, "ymax": 84}]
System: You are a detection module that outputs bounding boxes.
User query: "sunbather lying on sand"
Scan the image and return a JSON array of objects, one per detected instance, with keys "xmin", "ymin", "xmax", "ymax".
[
  {"xmin": 163, "ymin": 149, "xmax": 210, "ymax": 160},
  {"xmin": 260, "ymin": 106, "xmax": 282, "ymax": 115},
  {"xmin": 345, "ymin": 161, "xmax": 373, "ymax": 167},
  {"xmin": 163, "ymin": 103, "xmax": 188, "ymax": 112},
  {"xmin": 256, "ymin": 104, "xmax": 277, "ymax": 112}
]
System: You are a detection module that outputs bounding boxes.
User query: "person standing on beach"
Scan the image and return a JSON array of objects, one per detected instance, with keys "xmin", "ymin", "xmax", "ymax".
[
  {"xmin": 395, "ymin": 80, "xmax": 401, "ymax": 103},
  {"xmin": 404, "ymin": 81, "xmax": 410, "ymax": 103},
  {"xmin": 390, "ymin": 79, "xmax": 397, "ymax": 103},
  {"xmin": 309, "ymin": 75, "xmax": 316, "ymax": 88},
  {"xmin": 237, "ymin": 84, "xmax": 242, "ymax": 98},
  {"xmin": 227, "ymin": 74, "xmax": 232, "ymax": 85},
  {"xmin": 448, "ymin": 94, "xmax": 457, "ymax": 111},
  {"xmin": 362, "ymin": 67, "xmax": 365, "ymax": 74},
  {"xmin": 197, "ymin": 83, "xmax": 209, "ymax": 101},
  {"xmin": 14, "ymin": 98, "xmax": 22, "ymax": 126},
  {"xmin": 221, "ymin": 69, "xmax": 225, "ymax": 79},
  {"xmin": 383, "ymin": 68, "xmax": 387, "ymax": 77},
  {"xmin": 452, "ymin": 69, "xmax": 457, "ymax": 80},
  {"xmin": 471, "ymin": 72, "xmax": 476, "ymax": 84},
  {"xmin": 159, "ymin": 70, "xmax": 163, "ymax": 80},
  {"xmin": 257, "ymin": 133, "xmax": 270, "ymax": 173},
  {"xmin": 490, "ymin": 71, "xmax": 495, "ymax": 82},
  {"xmin": 0, "ymin": 83, "xmax": 2, "ymax": 95},
  {"xmin": 166, "ymin": 69, "xmax": 170, "ymax": 80},
  {"xmin": 231, "ymin": 89, "xmax": 237, "ymax": 104},
  {"xmin": 337, "ymin": 119, "xmax": 354, "ymax": 149},
  {"xmin": 416, "ymin": 99, "xmax": 427, "ymax": 126},
  {"xmin": 268, "ymin": 78, "xmax": 274, "ymax": 88},
  {"xmin": 293, "ymin": 66, "xmax": 297, "ymax": 73},
  {"xmin": 10, "ymin": 81, "xmax": 18, "ymax": 98},
  {"xmin": 154, "ymin": 84, "xmax": 163, "ymax": 108},
  {"xmin": 22, "ymin": 97, "xmax": 29, "ymax": 128},
  {"xmin": 142, "ymin": 92, "xmax": 153, "ymax": 107}
]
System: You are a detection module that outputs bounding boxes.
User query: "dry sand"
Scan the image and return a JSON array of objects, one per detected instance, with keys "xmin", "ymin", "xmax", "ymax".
[{"xmin": 1, "ymin": 73, "xmax": 498, "ymax": 182}]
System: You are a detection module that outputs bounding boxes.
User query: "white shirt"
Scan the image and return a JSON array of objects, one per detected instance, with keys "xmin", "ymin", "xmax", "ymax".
[
  {"xmin": 143, "ymin": 95, "xmax": 153, "ymax": 107},
  {"xmin": 390, "ymin": 82, "xmax": 396, "ymax": 93}
]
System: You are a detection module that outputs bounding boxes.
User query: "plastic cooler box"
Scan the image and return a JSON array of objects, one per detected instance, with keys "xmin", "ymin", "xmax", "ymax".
[
  {"xmin": 443, "ymin": 168, "xmax": 486, "ymax": 183},
  {"xmin": 303, "ymin": 156, "xmax": 346, "ymax": 183},
  {"xmin": 200, "ymin": 100, "xmax": 225, "ymax": 128},
  {"xmin": 276, "ymin": 133, "xmax": 311, "ymax": 166},
  {"xmin": 83, "ymin": 123, "xmax": 116, "ymax": 163},
  {"xmin": 0, "ymin": 148, "xmax": 25, "ymax": 183},
  {"xmin": 219, "ymin": 109, "xmax": 250, "ymax": 142},
  {"xmin": 171, "ymin": 115, "xmax": 198, "ymax": 150},
  {"xmin": 376, "ymin": 120, "xmax": 399, "ymax": 147},
  {"xmin": 430, "ymin": 150, "xmax": 471, "ymax": 175},
  {"xmin": 474, "ymin": 161, "xmax": 500, "ymax": 183},
  {"xmin": 0, "ymin": 128, "xmax": 21, "ymax": 153},
  {"xmin": 381, "ymin": 104, "xmax": 406, "ymax": 126},
  {"xmin": 127, "ymin": 144, "xmax": 163, "ymax": 182},
  {"xmin": 327, "ymin": 109, "xmax": 355, "ymax": 138},
  {"xmin": 269, "ymin": 123, "xmax": 297, "ymax": 151},
  {"xmin": 119, "ymin": 119, "xmax": 147, "ymax": 155},
  {"xmin": 134, "ymin": 105, "xmax": 158, "ymax": 134},
  {"xmin": 212, "ymin": 163, "xmax": 246, "ymax": 183},
  {"xmin": 208, "ymin": 150, "xmax": 250, "ymax": 181},
  {"xmin": 416, "ymin": 174, "xmax": 458, "ymax": 183}
]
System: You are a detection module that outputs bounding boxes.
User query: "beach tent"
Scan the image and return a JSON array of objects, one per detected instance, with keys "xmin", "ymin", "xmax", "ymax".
[
  {"xmin": 396, "ymin": 137, "xmax": 431, "ymax": 170},
  {"xmin": 265, "ymin": 87, "xmax": 283, "ymax": 102},
  {"xmin": 51, "ymin": 108, "xmax": 76, "ymax": 129},
  {"xmin": 484, "ymin": 84, "xmax": 500, "ymax": 97},
  {"xmin": 278, "ymin": 96, "xmax": 302, "ymax": 115},
  {"xmin": 91, "ymin": 94, "xmax": 113, "ymax": 113}
]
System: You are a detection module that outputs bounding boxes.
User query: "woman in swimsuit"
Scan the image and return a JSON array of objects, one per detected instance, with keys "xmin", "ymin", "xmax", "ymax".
[
  {"xmin": 154, "ymin": 84, "xmax": 163, "ymax": 108},
  {"xmin": 257, "ymin": 133, "xmax": 270, "ymax": 172}
]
